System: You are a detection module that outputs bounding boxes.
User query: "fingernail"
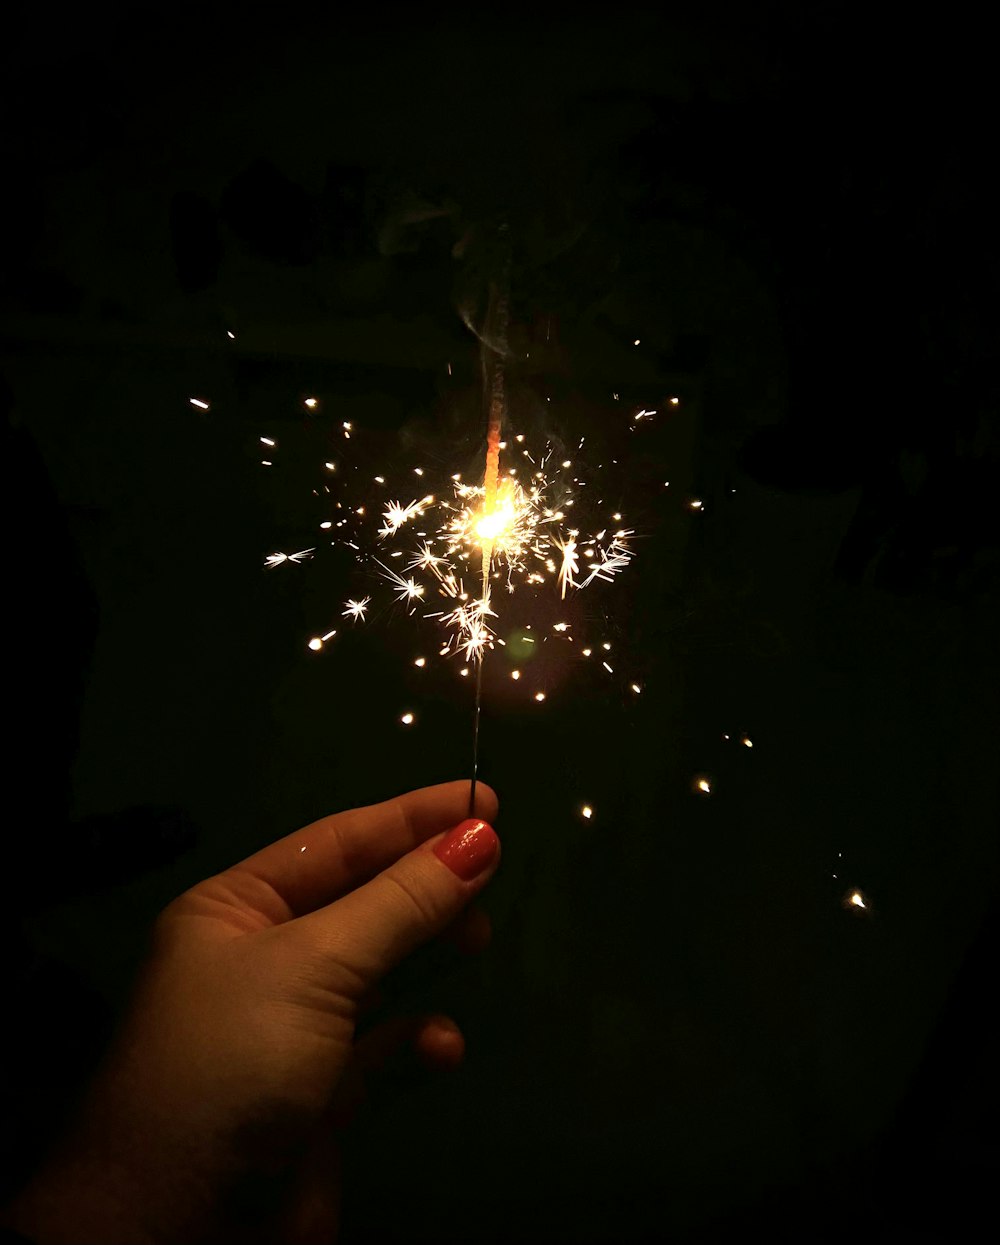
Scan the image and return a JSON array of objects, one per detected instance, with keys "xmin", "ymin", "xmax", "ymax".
[{"xmin": 433, "ymin": 819, "xmax": 499, "ymax": 881}]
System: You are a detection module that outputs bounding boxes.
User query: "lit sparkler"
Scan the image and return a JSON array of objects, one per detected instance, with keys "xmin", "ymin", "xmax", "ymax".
[{"xmin": 263, "ymin": 228, "xmax": 650, "ymax": 817}]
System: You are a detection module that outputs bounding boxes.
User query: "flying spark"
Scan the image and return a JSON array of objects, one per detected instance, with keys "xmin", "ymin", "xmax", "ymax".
[
  {"xmin": 342, "ymin": 597, "xmax": 370, "ymax": 621},
  {"xmin": 265, "ymin": 548, "xmax": 315, "ymax": 569}
]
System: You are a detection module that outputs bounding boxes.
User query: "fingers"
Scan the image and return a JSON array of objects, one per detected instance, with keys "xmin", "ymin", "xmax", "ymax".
[
  {"xmin": 294, "ymin": 816, "xmax": 500, "ymax": 989},
  {"xmin": 412, "ymin": 1014, "xmax": 465, "ymax": 1069},
  {"xmin": 354, "ymin": 1013, "xmax": 465, "ymax": 1077},
  {"xmin": 443, "ymin": 905, "xmax": 492, "ymax": 956},
  {"xmin": 219, "ymin": 780, "xmax": 498, "ymax": 922}
]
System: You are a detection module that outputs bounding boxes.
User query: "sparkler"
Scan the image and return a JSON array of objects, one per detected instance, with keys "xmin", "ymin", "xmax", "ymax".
[
  {"xmin": 468, "ymin": 235, "xmax": 512, "ymax": 814},
  {"xmin": 262, "ymin": 227, "xmax": 647, "ymax": 820}
]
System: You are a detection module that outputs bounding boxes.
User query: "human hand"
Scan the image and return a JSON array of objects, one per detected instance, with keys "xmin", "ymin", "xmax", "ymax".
[{"xmin": 4, "ymin": 781, "xmax": 499, "ymax": 1244}]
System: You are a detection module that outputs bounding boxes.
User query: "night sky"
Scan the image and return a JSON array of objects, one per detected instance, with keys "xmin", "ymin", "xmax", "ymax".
[{"xmin": 2, "ymin": 5, "xmax": 998, "ymax": 1242}]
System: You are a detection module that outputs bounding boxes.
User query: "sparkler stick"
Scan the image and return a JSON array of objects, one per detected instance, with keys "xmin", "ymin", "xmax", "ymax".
[
  {"xmin": 477, "ymin": 227, "xmax": 511, "ymax": 596},
  {"xmin": 469, "ymin": 226, "xmax": 511, "ymax": 815}
]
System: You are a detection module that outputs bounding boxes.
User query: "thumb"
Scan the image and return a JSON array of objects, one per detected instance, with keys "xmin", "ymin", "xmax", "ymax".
[{"xmin": 302, "ymin": 818, "xmax": 500, "ymax": 994}]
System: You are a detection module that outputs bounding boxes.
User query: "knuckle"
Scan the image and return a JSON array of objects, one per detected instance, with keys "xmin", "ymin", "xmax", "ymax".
[{"xmin": 382, "ymin": 870, "xmax": 443, "ymax": 929}]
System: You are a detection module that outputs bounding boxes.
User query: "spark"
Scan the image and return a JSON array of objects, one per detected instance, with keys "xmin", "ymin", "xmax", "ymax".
[
  {"xmin": 226, "ymin": 330, "xmax": 235, "ymax": 339},
  {"xmin": 307, "ymin": 638, "xmax": 322, "ymax": 651},
  {"xmin": 189, "ymin": 398, "xmax": 209, "ymax": 410},
  {"xmin": 690, "ymin": 499, "xmax": 703, "ymax": 510},
  {"xmin": 534, "ymin": 691, "xmax": 546, "ymax": 702},
  {"xmin": 305, "ymin": 397, "xmax": 318, "ymax": 409},
  {"xmin": 742, "ymin": 737, "xmax": 753, "ymax": 748},
  {"xmin": 631, "ymin": 683, "xmax": 641, "ymax": 693},
  {"xmin": 555, "ymin": 533, "xmax": 580, "ymax": 598},
  {"xmin": 260, "ymin": 436, "xmax": 276, "ymax": 447},
  {"xmin": 582, "ymin": 648, "xmax": 592, "ymax": 657},
  {"xmin": 633, "ymin": 339, "xmax": 640, "ymax": 346},
  {"xmin": 379, "ymin": 498, "xmax": 430, "ymax": 537},
  {"xmin": 603, "ymin": 661, "xmax": 614, "ymax": 673},
  {"xmin": 696, "ymin": 778, "xmax": 711, "ymax": 795},
  {"xmin": 583, "ymin": 537, "xmax": 634, "ymax": 587},
  {"xmin": 261, "ymin": 460, "xmax": 273, "ymax": 467},
  {"xmin": 581, "ymin": 805, "xmax": 593, "ymax": 819},
  {"xmin": 670, "ymin": 396, "xmax": 680, "ymax": 405},
  {"xmin": 379, "ymin": 564, "xmax": 425, "ymax": 604},
  {"xmin": 511, "ymin": 670, "xmax": 520, "ymax": 680},
  {"xmin": 265, "ymin": 548, "xmax": 315, "ymax": 569},
  {"xmin": 342, "ymin": 597, "xmax": 370, "ymax": 621},
  {"xmin": 400, "ymin": 712, "xmax": 414, "ymax": 725}
]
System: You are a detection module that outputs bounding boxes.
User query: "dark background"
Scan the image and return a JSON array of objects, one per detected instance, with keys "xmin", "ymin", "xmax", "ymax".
[{"xmin": 2, "ymin": 4, "xmax": 998, "ymax": 1241}]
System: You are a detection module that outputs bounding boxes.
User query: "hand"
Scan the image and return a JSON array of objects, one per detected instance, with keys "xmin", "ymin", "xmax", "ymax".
[{"xmin": 4, "ymin": 780, "xmax": 500, "ymax": 1244}]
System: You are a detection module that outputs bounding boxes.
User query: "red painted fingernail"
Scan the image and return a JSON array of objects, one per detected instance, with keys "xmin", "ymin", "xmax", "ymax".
[{"xmin": 433, "ymin": 819, "xmax": 499, "ymax": 881}]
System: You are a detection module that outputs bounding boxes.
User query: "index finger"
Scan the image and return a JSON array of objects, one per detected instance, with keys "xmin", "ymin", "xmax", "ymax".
[{"xmin": 224, "ymin": 780, "xmax": 498, "ymax": 920}]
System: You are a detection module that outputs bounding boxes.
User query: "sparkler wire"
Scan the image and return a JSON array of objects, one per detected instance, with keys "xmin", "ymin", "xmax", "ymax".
[{"xmin": 469, "ymin": 223, "xmax": 510, "ymax": 816}]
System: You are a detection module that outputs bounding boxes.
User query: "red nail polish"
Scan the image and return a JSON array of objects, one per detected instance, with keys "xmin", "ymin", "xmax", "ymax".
[{"xmin": 433, "ymin": 819, "xmax": 499, "ymax": 881}]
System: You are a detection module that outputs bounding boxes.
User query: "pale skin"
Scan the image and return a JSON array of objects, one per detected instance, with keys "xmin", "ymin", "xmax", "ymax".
[{"xmin": 3, "ymin": 780, "xmax": 500, "ymax": 1245}]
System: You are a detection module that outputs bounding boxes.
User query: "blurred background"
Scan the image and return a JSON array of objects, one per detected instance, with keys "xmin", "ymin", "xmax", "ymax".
[{"xmin": 2, "ymin": 3, "xmax": 998, "ymax": 1241}]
